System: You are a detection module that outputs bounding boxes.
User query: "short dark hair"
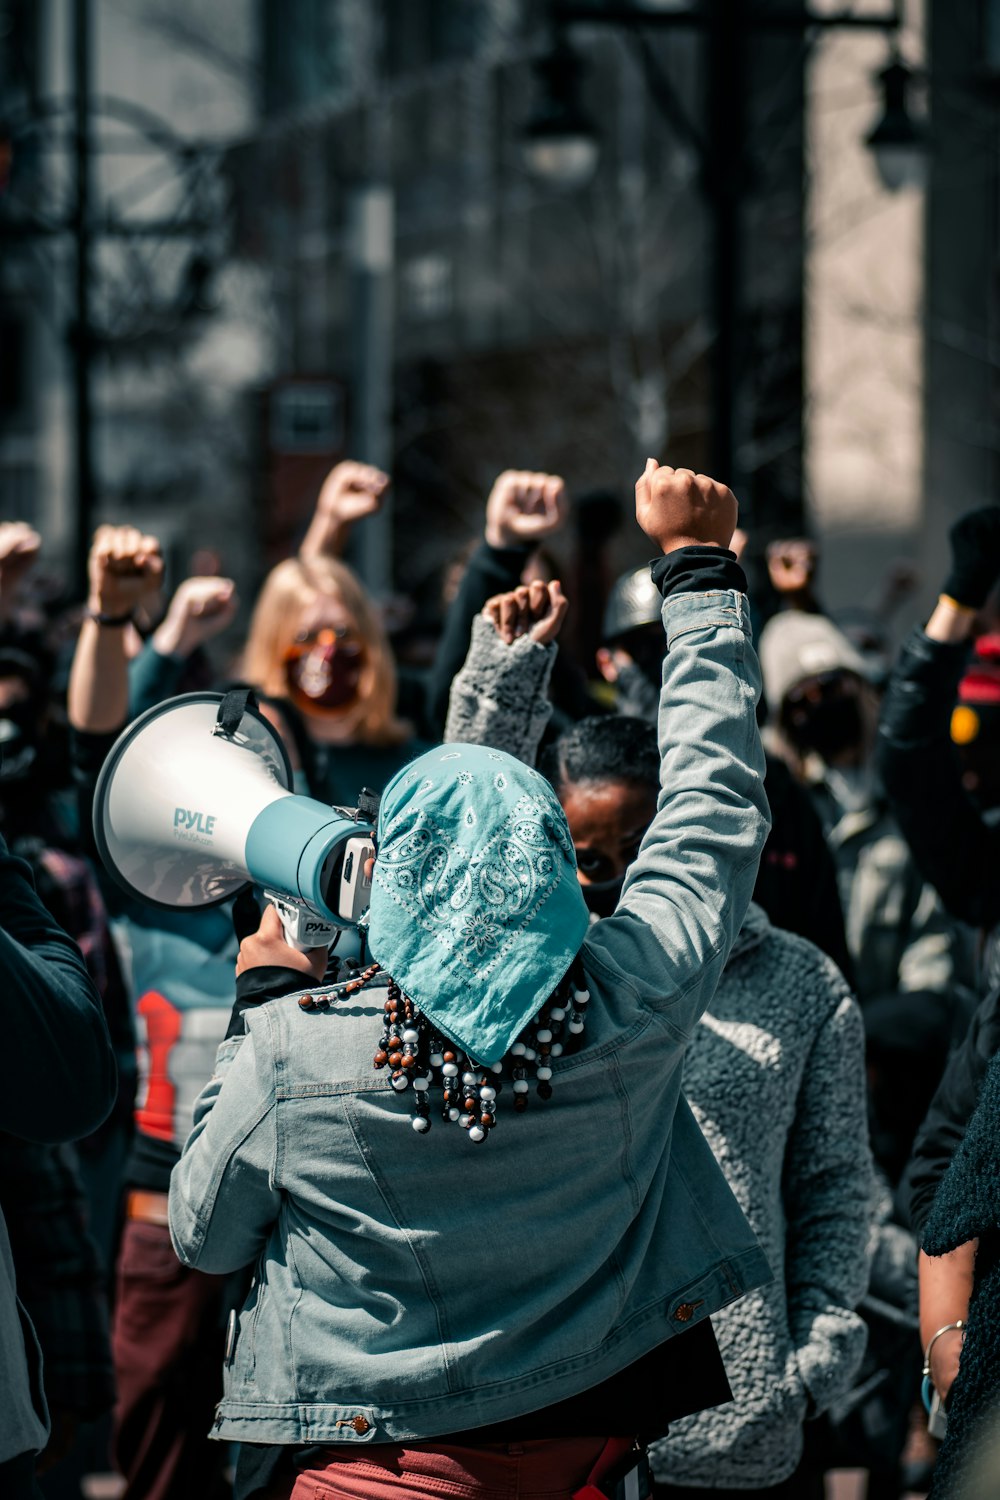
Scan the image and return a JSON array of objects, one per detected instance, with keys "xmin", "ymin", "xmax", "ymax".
[{"xmin": 539, "ymin": 715, "xmax": 659, "ymax": 797}]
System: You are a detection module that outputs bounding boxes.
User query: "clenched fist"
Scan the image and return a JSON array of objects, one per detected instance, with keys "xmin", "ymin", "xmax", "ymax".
[
  {"xmin": 635, "ymin": 460, "xmax": 738, "ymax": 556},
  {"xmin": 483, "ymin": 579, "xmax": 568, "ymax": 646},
  {"xmin": 484, "ymin": 470, "xmax": 568, "ymax": 549},
  {"xmin": 316, "ymin": 461, "xmax": 390, "ymax": 526},
  {"xmin": 87, "ymin": 525, "xmax": 164, "ymax": 617}
]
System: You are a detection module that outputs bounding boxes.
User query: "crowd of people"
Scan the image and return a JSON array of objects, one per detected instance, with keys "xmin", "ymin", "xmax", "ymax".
[{"xmin": 4, "ymin": 456, "xmax": 1000, "ymax": 1500}]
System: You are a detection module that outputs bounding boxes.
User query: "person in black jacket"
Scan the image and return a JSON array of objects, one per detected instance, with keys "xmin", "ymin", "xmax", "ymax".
[
  {"xmin": 0, "ymin": 838, "xmax": 117, "ymax": 1500},
  {"xmin": 877, "ymin": 506, "xmax": 1000, "ymax": 944},
  {"xmin": 877, "ymin": 506, "xmax": 1000, "ymax": 1440}
]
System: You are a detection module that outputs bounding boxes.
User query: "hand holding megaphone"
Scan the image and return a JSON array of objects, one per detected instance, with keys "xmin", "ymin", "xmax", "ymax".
[{"xmin": 236, "ymin": 903, "xmax": 328, "ymax": 982}]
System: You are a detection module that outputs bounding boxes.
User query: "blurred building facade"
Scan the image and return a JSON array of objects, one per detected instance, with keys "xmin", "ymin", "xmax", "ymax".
[{"xmin": 1, "ymin": 0, "xmax": 998, "ymax": 635}]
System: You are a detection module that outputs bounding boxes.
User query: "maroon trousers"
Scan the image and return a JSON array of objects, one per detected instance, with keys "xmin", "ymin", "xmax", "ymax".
[
  {"xmin": 111, "ymin": 1218, "xmax": 230, "ymax": 1500},
  {"xmin": 263, "ymin": 1438, "xmax": 621, "ymax": 1500}
]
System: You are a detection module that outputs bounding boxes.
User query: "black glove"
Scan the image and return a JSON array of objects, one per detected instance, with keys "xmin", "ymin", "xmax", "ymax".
[{"xmin": 942, "ymin": 507, "xmax": 1000, "ymax": 609}]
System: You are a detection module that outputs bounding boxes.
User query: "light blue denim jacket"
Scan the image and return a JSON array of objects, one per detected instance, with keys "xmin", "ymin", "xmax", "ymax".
[{"xmin": 168, "ymin": 588, "xmax": 772, "ymax": 1447}]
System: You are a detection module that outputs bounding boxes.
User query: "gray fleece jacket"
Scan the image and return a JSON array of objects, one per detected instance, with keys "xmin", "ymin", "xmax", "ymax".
[{"xmin": 446, "ymin": 617, "xmax": 874, "ymax": 1487}]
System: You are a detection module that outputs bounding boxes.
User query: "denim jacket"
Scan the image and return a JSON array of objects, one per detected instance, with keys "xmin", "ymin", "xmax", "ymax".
[{"xmin": 168, "ymin": 588, "xmax": 772, "ymax": 1447}]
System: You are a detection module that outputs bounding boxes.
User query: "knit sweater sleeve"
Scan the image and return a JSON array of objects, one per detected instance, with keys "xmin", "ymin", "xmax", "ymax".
[
  {"xmin": 782, "ymin": 975, "xmax": 874, "ymax": 1416},
  {"xmin": 443, "ymin": 613, "xmax": 557, "ymax": 767}
]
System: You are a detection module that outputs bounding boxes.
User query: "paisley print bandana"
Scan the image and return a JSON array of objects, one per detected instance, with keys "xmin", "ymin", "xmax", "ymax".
[{"xmin": 368, "ymin": 745, "xmax": 589, "ymax": 1065}]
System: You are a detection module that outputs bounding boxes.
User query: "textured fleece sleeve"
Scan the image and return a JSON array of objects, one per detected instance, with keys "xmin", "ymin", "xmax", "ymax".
[
  {"xmin": 0, "ymin": 838, "xmax": 116, "ymax": 1144},
  {"xmin": 585, "ymin": 588, "xmax": 770, "ymax": 1036},
  {"xmin": 169, "ymin": 1021, "xmax": 280, "ymax": 1275},
  {"xmin": 877, "ymin": 627, "xmax": 1000, "ymax": 929},
  {"xmin": 444, "ymin": 613, "xmax": 557, "ymax": 766},
  {"xmin": 783, "ymin": 981, "xmax": 873, "ymax": 1416}
]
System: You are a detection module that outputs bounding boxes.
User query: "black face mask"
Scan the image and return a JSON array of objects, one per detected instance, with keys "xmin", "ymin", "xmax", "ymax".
[
  {"xmin": 581, "ymin": 875, "xmax": 625, "ymax": 919},
  {"xmin": 782, "ymin": 681, "xmax": 864, "ymax": 762},
  {"xmin": 0, "ymin": 703, "xmax": 39, "ymax": 784}
]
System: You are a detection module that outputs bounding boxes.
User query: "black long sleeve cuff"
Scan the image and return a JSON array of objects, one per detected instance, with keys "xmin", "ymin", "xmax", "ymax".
[
  {"xmin": 650, "ymin": 545, "xmax": 747, "ymax": 598},
  {"xmin": 226, "ymin": 966, "xmax": 313, "ymax": 1039}
]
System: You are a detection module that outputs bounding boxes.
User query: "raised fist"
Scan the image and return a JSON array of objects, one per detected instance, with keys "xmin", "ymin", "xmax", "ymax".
[
  {"xmin": 483, "ymin": 579, "xmax": 568, "ymax": 646},
  {"xmin": 634, "ymin": 460, "xmax": 737, "ymax": 555},
  {"xmin": 766, "ymin": 538, "xmax": 817, "ymax": 597},
  {"xmin": 484, "ymin": 470, "xmax": 568, "ymax": 549},
  {"xmin": 153, "ymin": 576, "xmax": 238, "ymax": 660},
  {"xmin": 316, "ymin": 461, "xmax": 390, "ymax": 526},
  {"xmin": 87, "ymin": 524, "xmax": 164, "ymax": 617},
  {"xmin": 943, "ymin": 506, "xmax": 1000, "ymax": 611}
]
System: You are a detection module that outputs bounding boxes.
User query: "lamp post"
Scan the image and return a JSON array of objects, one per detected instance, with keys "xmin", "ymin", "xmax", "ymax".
[
  {"xmin": 866, "ymin": 55, "xmax": 928, "ymax": 193},
  {"xmin": 522, "ymin": 0, "xmax": 928, "ymax": 501}
]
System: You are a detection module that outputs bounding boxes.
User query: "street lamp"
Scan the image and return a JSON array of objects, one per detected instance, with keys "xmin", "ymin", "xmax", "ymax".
[
  {"xmin": 522, "ymin": 40, "xmax": 600, "ymax": 189},
  {"xmin": 865, "ymin": 54, "xmax": 928, "ymax": 192}
]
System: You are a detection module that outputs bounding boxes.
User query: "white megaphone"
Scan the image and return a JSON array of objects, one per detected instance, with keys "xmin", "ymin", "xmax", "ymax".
[{"xmin": 94, "ymin": 690, "xmax": 376, "ymax": 947}]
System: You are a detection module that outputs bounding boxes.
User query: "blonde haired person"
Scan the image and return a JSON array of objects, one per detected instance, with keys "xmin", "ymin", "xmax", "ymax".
[{"xmin": 241, "ymin": 465, "xmax": 426, "ymax": 807}]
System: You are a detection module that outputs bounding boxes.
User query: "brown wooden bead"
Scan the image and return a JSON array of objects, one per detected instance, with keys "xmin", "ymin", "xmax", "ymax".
[
  {"xmin": 373, "ymin": 1050, "xmax": 388, "ymax": 1067},
  {"xmin": 480, "ymin": 1113, "xmax": 493, "ymax": 1126},
  {"xmin": 463, "ymin": 1097, "xmax": 477, "ymax": 1112},
  {"xmin": 388, "ymin": 1051, "xmax": 403, "ymax": 1068},
  {"xmin": 387, "ymin": 1036, "xmax": 402, "ymax": 1050},
  {"xmin": 401, "ymin": 1055, "xmax": 416, "ymax": 1069},
  {"xmin": 443, "ymin": 1051, "xmax": 456, "ymax": 1063}
]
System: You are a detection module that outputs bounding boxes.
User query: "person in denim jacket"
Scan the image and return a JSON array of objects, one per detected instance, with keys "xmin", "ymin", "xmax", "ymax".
[{"xmin": 168, "ymin": 462, "xmax": 772, "ymax": 1500}]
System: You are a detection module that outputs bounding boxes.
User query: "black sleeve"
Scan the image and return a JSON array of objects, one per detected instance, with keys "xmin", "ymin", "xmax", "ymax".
[
  {"xmin": 226, "ymin": 965, "xmax": 315, "ymax": 1038},
  {"xmin": 877, "ymin": 627, "xmax": 1000, "ymax": 930},
  {"xmin": 425, "ymin": 540, "xmax": 531, "ymax": 736},
  {"xmin": 905, "ymin": 987, "xmax": 1000, "ymax": 1235},
  {"xmin": 650, "ymin": 545, "xmax": 747, "ymax": 597},
  {"xmin": 0, "ymin": 836, "xmax": 117, "ymax": 1143},
  {"xmin": 754, "ymin": 753, "xmax": 855, "ymax": 987},
  {"xmin": 70, "ymin": 726, "xmax": 120, "ymax": 875}
]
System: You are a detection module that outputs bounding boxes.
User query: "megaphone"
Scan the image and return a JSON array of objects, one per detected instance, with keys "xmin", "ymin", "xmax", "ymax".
[{"xmin": 94, "ymin": 690, "xmax": 376, "ymax": 947}]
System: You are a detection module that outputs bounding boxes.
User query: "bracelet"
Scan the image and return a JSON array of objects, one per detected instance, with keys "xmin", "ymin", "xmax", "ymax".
[
  {"xmin": 938, "ymin": 594, "xmax": 978, "ymax": 617},
  {"xmin": 87, "ymin": 607, "xmax": 134, "ymax": 627},
  {"xmin": 923, "ymin": 1320, "xmax": 966, "ymax": 1378}
]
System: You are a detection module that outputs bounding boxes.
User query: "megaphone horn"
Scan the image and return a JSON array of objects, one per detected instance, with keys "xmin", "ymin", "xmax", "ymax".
[{"xmin": 94, "ymin": 690, "xmax": 375, "ymax": 937}]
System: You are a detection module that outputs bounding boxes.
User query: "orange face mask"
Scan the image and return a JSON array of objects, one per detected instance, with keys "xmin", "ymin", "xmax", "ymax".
[{"xmin": 283, "ymin": 628, "xmax": 365, "ymax": 715}]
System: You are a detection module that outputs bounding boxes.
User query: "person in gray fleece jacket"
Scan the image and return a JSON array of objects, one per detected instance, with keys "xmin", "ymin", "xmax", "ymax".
[{"xmin": 445, "ymin": 583, "xmax": 875, "ymax": 1496}]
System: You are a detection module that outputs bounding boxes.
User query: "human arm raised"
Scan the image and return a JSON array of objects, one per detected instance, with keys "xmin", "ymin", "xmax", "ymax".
[
  {"xmin": 585, "ymin": 461, "xmax": 770, "ymax": 1033},
  {"xmin": 67, "ymin": 525, "xmax": 164, "ymax": 734},
  {"xmin": 298, "ymin": 460, "xmax": 390, "ymax": 563},
  {"xmin": 426, "ymin": 470, "xmax": 568, "ymax": 734},
  {"xmin": 877, "ymin": 507, "xmax": 1000, "ymax": 929},
  {"xmin": 444, "ymin": 580, "xmax": 567, "ymax": 763}
]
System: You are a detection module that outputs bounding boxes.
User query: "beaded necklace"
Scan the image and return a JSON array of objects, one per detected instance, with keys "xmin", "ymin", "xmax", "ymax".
[{"xmin": 298, "ymin": 957, "xmax": 590, "ymax": 1142}]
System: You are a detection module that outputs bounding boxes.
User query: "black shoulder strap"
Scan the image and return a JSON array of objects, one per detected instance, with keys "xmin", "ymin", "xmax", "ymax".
[{"xmin": 215, "ymin": 687, "xmax": 258, "ymax": 739}]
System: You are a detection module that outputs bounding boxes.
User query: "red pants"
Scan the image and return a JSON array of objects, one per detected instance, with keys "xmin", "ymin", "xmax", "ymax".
[
  {"xmin": 266, "ymin": 1438, "xmax": 621, "ymax": 1500},
  {"xmin": 111, "ymin": 1217, "xmax": 230, "ymax": 1500}
]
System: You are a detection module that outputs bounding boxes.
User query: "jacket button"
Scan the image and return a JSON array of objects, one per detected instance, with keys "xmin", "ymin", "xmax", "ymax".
[
  {"xmin": 674, "ymin": 1302, "xmax": 698, "ymax": 1323},
  {"xmin": 352, "ymin": 1416, "xmax": 371, "ymax": 1435}
]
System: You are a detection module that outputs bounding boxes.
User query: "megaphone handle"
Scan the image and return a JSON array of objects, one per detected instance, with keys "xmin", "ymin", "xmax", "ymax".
[{"xmin": 265, "ymin": 893, "xmax": 338, "ymax": 951}]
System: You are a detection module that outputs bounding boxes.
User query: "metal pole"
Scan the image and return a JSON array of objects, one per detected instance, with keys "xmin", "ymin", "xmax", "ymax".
[
  {"xmin": 72, "ymin": 0, "xmax": 95, "ymax": 592},
  {"xmin": 705, "ymin": 0, "xmax": 746, "ymax": 490},
  {"xmin": 348, "ymin": 183, "xmax": 395, "ymax": 598}
]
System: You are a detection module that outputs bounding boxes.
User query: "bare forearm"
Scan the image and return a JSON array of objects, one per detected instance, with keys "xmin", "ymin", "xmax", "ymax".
[
  {"xmin": 299, "ymin": 510, "xmax": 348, "ymax": 562},
  {"xmin": 68, "ymin": 619, "xmax": 129, "ymax": 733},
  {"xmin": 925, "ymin": 596, "xmax": 976, "ymax": 645}
]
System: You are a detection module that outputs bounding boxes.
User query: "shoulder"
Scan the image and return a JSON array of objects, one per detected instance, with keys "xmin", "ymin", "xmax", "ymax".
[
  {"xmin": 244, "ymin": 989, "xmax": 388, "ymax": 1090},
  {"xmin": 725, "ymin": 924, "xmax": 853, "ymax": 1023}
]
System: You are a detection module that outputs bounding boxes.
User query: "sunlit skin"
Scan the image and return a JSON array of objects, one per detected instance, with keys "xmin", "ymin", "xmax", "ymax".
[{"xmin": 559, "ymin": 778, "xmax": 657, "ymax": 886}]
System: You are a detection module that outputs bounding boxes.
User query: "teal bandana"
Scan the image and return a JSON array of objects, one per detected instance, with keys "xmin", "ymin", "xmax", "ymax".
[{"xmin": 368, "ymin": 745, "xmax": 589, "ymax": 1065}]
